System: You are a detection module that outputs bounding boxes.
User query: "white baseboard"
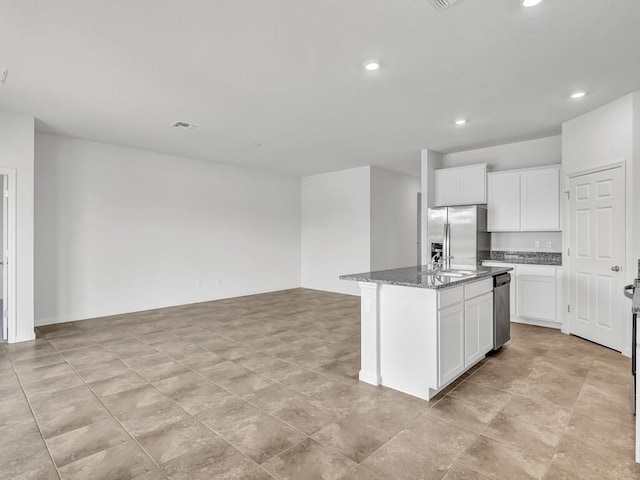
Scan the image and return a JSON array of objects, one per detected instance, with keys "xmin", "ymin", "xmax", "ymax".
[{"xmin": 359, "ymin": 370, "xmax": 382, "ymax": 386}]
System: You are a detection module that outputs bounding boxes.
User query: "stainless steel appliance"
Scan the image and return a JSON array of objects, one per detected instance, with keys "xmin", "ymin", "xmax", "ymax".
[
  {"xmin": 426, "ymin": 205, "xmax": 490, "ymax": 268},
  {"xmin": 625, "ymin": 281, "xmax": 637, "ymax": 414},
  {"xmin": 493, "ymin": 273, "xmax": 511, "ymax": 350}
]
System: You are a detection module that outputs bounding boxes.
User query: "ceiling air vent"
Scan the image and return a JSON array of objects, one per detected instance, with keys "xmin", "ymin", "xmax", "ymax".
[
  {"xmin": 170, "ymin": 121, "xmax": 197, "ymax": 130},
  {"xmin": 429, "ymin": 0, "xmax": 462, "ymax": 10}
]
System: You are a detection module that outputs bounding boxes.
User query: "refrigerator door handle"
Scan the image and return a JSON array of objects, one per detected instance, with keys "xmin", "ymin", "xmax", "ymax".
[{"xmin": 443, "ymin": 223, "xmax": 450, "ymax": 265}]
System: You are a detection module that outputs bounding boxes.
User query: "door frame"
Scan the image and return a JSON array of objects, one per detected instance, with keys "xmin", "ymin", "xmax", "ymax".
[
  {"xmin": 563, "ymin": 161, "xmax": 628, "ymax": 356},
  {"xmin": 0, "ymin": 168, "xmax": 17, "ymax": 344}
]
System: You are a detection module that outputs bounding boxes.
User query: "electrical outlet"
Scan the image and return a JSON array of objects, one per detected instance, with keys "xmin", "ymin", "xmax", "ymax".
[
  {"xmin": 534, "ymin": 241, "xmax": 540, "ymax": 249},
  {"xmin": 546, "ymin": 241, "xmax": 552, "ymax": 248}
]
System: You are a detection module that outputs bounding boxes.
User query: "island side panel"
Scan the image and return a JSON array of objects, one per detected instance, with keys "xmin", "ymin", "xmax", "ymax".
[
  {"xmin": 379, "ymin": 283, "xmax": 438, "ymax": 400},
  {"xmin": 358, "ymin": 282, "xmax": 382, "ymax": 385}
]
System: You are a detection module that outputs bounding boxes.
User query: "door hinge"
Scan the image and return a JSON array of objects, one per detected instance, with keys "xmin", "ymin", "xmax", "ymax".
[
  {"xmin": 3, "ymin": 190, "xmax": 7, "ymax": 198},
  {"xmin": 565, "ymin": 191, "xmax": 570, "ymax": 200},
  {"xmin": 567, "ymin": 305, "xmax": 570, "ymax": 313},
  {"xmin": 567, "ymin": 248, "xmax": 570, "ymax": 256}
]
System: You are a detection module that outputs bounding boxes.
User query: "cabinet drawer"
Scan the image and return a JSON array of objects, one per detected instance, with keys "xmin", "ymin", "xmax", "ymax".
[
  {"xmin": 464, "ymin": 278, "xmax": 493, "ymax": 300},
  {"xmin": 516, "ymin": 265, "xmax": 555, "ymax": 277},
  {"xmin": 437, "ymin": 286, "xmax": 463, "ymax": 309}
]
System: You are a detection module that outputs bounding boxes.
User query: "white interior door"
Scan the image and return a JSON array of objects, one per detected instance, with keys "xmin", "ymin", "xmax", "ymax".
[
  {"xmin": 567, "ymin": 166, "xmax": 625, "ymax": 351},
  {"xmin": 1, "ymin": 175, "xmax": 7, "ymax": 341}
]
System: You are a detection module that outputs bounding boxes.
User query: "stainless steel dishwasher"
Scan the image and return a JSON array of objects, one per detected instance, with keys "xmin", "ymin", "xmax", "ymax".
[{"xmin": 493, "ymin": 273, "xmax": 511, "ymax": 350}]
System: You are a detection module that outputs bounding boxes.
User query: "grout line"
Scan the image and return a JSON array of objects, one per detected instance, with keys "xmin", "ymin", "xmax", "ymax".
[{"xmin": 6, "ymin": 355, "xmax": 63, "ymax": 480}]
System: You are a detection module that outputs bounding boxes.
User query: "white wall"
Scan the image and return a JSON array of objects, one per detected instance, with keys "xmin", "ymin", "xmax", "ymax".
[
  {"xmin": 562, "ymin": 93, "xmax": 638, "ymax": 284},
  {"xmin": 370, "ymin": 167, "xmax": 420, "ymax": 270},
  {"xmin": 301, "ymin": 166, "xmax": 371, "ymax": 295},
  {"xmin": 442, "ymin": 136, "xmax": 562, "ymax": 171},
  {"xmin": 0, "ymin": 112, "xmax": 35, "ymax": 342},
  {"xmin": 35, "ymin": 134, "xmax": 301, "ymax": 325},
  {"xmin": 491, "ymin": 232, "xmax": 562, "ymax": 253}
]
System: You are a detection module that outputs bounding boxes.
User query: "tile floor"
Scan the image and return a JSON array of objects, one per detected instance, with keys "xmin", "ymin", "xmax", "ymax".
[{"xmin": 0, "ymin": 288, "xmax": 638, "ymax": 479}]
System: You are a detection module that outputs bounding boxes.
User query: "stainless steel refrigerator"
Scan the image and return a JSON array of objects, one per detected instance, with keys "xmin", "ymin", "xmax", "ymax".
[{"xmin": 426, "ymin": 205, "xmax": 490, "ymax": 268}]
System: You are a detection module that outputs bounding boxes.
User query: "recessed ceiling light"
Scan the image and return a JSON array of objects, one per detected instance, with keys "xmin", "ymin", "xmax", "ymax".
[
  {"xmin": 522, "ymin": 0, "xmax": 542, "ymax": 7},
  {"xmin": 455, "ymin": 119, "xmax": 467, "ymax": 126},
  {"xmin": 570, "ymin": 91, "xmax": 586, "ymax": 99},
  {"xmin": 170, "ymin": 121, "xmax": 197, "ymax": 130},
  {"xmin": 364, "ymin": 61, "xmax": 381, "ymax": 71}
]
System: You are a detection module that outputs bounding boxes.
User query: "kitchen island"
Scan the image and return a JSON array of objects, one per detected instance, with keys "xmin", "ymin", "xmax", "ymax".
[{"xmin": 340, "ymin": 265, "xmax": 512, "ymax": 400}]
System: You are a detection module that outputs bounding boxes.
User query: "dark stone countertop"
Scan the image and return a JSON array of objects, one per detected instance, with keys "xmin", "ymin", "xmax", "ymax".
[
  {"xmin": 339, "ymin": 265, "xmax": 513, "ymax": 290},
  {"xmin": 485, "ymin": 251, "xmax": 562, "ymax": 266}
]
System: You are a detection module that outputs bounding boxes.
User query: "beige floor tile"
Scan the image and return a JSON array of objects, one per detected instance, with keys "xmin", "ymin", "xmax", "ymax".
[
  {"xmin": 443, "ymin": 464, "xmax": 492, "ymax": 480},
  {"xmin": 46, "ymin": 417, "xmax": 130, "ymax": 467},
  {"xmin": 312, "ymin": 417, "xmax": 394, "ymax": 462},
  {"xmin": 427, "ymin": 396, "xmax": 498, "ymax": 433},
  {"xmin": 457, "ymin": 435, "xmax": 550, "ymax": 480},
  {"xmin": 88, "ymin": 370, "xmax": 148, "ymax": 397},
  {"xmin": 162, "ymin": 437, "xmax": 271, "ymax": 479},
  {"xmin": 500, "ymin": 395, "xmax": 572, "ymax": 429},
  {"xmin": 58, "ymin": 440, "xmax": 159, "ymax": 480},
  {"xmin": 482, "ymin": 412, "xmax": 563, "ymax": 459},
  {"xmin": 448, "ymin": 381, "xmax": 512, "ymax": 412},
  {"xmin": 136, "ymin": 417, "xmax": 219, "ymax": 465},
  {"xmin": 362, "ymin": 415, "xmax": 478, "ymax": 480},
  {"xmin": 263, "ymin": 438, "xmax": 356, "ymax": 480}
]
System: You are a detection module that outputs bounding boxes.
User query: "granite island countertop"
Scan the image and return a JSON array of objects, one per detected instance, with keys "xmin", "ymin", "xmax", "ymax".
[{"xmin": 340, "ymin": 265, "xmax": 513, "ymax": 290}]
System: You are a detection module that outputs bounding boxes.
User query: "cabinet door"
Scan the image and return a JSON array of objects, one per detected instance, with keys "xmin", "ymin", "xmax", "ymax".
[
  {"xmin": 478, "ymin": 292, "xmax": 494, "ymax": 354},
  {"xmin": 464, "ymin": 292, "xmax": 493, "ymax": 367},
  {"xmin": 460, "ymin": 164, "xmax": 487, "ymax": 204},
  {"xmin": 437, "ymin": 303, "xmax": 465, "ymax": 387},
  {"xmin": 487, "ymin": 172, "xmax": 521, "ymax": 231},
  {"xmin": 516, "ymin": 267, "xmax": 556, "ymax": 321},
  {"xmin": 521, "ymin": 168, "xmax": 560, "ymax": 230},
  {"xmin": 434, "ymin": 169, "xmax": 461, "ymax": 207}
]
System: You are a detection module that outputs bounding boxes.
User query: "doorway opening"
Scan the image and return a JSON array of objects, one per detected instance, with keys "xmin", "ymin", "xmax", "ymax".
[{"xmin": 0, "ymin": 169, "xmax": 16, "ymax": 343}]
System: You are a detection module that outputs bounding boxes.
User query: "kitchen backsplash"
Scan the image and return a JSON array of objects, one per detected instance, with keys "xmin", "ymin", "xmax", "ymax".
[{"xmin": 490, "ymin": 250, "xmax": 562, "ymax": 266}]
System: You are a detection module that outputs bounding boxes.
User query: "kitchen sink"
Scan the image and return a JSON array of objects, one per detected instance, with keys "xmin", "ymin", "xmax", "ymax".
[{"xmin": 418, "ymin": 269, "xmax": 483, "ymax": 278}]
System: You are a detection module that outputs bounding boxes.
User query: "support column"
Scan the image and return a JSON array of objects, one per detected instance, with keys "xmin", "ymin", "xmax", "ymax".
[{"xmin": 359, "ymin": 282, "xmax": 381, "ymax": 385}]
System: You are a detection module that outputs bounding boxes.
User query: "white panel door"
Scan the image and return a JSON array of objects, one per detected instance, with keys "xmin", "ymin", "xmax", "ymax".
[
  {"xmin": 521, "ymin": 168, "xmax": 560, "ymax": 230},
  {"xmin": 487, "ymin": 172, "xmax": 521, "ymax": 231},
  {"xmin": 437, "ymin": 303, "xmax": 465, "ymax": 387},
  {"xmin": 434, "ymin": 169, "xmax": 461, "ymax": 207},
  {"xmin": 568, "ymin": 167, "xmax": 625, "ymax": 351}
]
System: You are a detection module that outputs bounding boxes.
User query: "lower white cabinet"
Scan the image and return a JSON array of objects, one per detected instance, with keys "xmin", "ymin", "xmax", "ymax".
[
  {"xmin": 516, "ymin": 265, "xmax": 556, "ymax": 321},
  {"xmin": 464, "ymin": 292, "xmax": 494, "ymax": 367},
  {"xmin": 481, "ymin": 261, "xmax": 559, "ymax": 325},
  {"xmin": 436, "ymin": 279, "xmax": 493, "ymax": 388},
  {"xmin": 437, "ymin": 303, "xmax": 465, "ymax": 387}
]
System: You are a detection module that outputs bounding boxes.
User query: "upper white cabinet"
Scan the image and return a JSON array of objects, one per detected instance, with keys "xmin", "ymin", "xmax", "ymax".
[
  {"xmin": 487, "ymin": 172, "xmax": 521, "ymax": 231},
  {"xmin": 487, "ymin": 166, "xmax": 560, "ymax": 231},
  {"xmin": 521, "ymin": 168, "xmax": 560, "ymax": 230},
  {"xmin": 434, "ymin": 164, "xmax": 487, "ymax": 206}
]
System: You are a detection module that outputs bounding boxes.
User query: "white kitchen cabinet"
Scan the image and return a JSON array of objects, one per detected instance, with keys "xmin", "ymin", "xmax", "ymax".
[
  {"xmin": 464, "ymin": 291, "xmax": 494, "ymax": 367},
  {"xmin": 521, "ymin": 168, "xmax": 560, "ymax": 231},
  {"xmin": 487, "ymin": 172, "xmax": 521, "ymax": 231},
  {"xmin": 434, "ymin": 164, "xmax": 487, "ymax": 206},
  {"xmin": 437, "ymin": 302, "xmax": 465, "ymax": 387},
  {"xmin": 516, "ymin": 265, "xmax": 556, "ymax": 321},
  {"xmin": 486, "ymin": 166, "xmax": 560, "ymax": 232}
]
